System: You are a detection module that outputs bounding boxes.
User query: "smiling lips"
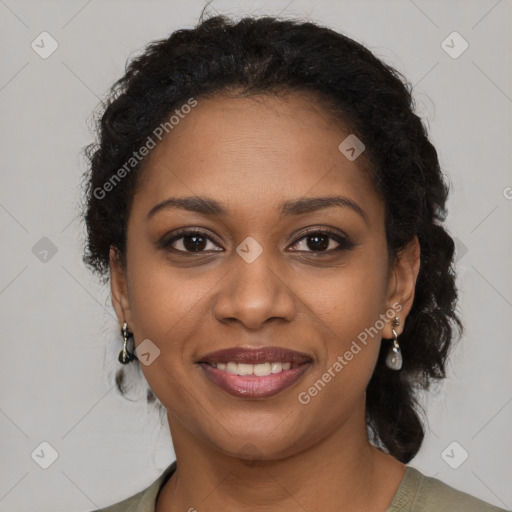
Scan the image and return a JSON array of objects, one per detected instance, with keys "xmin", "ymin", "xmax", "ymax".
[{"xmin": 197, "ymin": 346, "xmax": 312, "ymax": 398}]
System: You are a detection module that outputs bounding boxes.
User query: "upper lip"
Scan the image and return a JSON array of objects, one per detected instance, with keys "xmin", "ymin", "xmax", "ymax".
[{"xmin": 196, "ymin": 346, "xmax": 313, "ymax": 365}]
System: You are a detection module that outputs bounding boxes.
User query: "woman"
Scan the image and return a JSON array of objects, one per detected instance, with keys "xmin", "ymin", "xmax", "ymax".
[{"xmin": 82, "ymin": 14, "xmax": 508, "ymax": 512}]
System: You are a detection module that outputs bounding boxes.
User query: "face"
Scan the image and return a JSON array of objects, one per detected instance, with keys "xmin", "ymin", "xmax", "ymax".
[{"xmin": 110, "ymin": 91, "xmax": 419, "ymax": 460}]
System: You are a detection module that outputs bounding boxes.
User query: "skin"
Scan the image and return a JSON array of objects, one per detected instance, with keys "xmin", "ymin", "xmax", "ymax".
[{"xmin": 110, "ymin": 91, "xmax": 421, "ymax": 512}]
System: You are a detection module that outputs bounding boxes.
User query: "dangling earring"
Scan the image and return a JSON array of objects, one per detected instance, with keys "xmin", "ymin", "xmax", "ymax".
[
  {"xmin": 385, "ymin": 317, "xmax": 402, "ymax": 370},
  {"xmin": 118, "ymin": 321, "xmax": 136, "ymax": 364}
]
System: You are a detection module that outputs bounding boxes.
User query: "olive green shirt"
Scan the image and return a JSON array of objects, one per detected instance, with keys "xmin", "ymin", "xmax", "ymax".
[{"xmin": 91, "ymin": 461, "xmax": 509, "ymax": 511}]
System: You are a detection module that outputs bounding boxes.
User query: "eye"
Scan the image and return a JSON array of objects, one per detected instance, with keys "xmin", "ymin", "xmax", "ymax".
[
  {"xmin": 288, "ymin": 229, "xmax": 355, "ymax": 254},
  {"xmin": 162, "ymin": 229, "xmax": 222, "ymax": 253},
  {"xmin": 160, "ymin": 228, "xmax": 356, "ymax": 255}
]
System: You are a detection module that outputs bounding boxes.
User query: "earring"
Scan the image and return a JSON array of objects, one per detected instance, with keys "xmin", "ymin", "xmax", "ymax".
[
  {"xmin": 118, "ymin": 322, "xmax": 137, "ymax": 364},
  {"xmin": 385, "ymin": 317, "xmax": 402, "ymax": 370}
]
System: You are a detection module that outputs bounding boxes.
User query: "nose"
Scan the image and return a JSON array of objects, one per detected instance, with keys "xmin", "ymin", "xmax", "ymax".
[{"xmin": 213, "ymin": 248, "xmax": 296, "ymax": 330}]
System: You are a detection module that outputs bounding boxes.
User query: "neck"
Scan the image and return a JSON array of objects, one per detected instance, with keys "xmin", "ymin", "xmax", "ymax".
[{"xmin": 156, "ymin": 400, "xmax": 406, "ymax": 512}]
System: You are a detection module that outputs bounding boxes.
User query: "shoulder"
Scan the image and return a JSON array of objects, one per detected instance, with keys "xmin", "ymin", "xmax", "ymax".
[
  {"xmin": 88, "ymin": 461, "xmax": 177, "ymax": 512},
  {"xmin": 388, "ymin": 466, "xmax": 510, "ymax": 512}
]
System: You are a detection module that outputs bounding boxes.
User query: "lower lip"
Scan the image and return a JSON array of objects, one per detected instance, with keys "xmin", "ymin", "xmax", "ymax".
[{"xmin": 199, "ymin": 363, "xmax": 311, "ymax": 398}]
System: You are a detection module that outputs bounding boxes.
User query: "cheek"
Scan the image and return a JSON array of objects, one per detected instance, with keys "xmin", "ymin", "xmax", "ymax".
[
  {"xmin": 125, "ymin": 260, "xmax": 207, "ymax": 415},
  {"xmin": 297, "ymin": 249, "xmax": 389, "ymax": 396},
  {"xmin": 303, "ymin": 247, "xmax": 389, "ymax": 335},
  {"xmin": 126, "ymin": 240, "xmax": 214, "ymax": 336},
  {"xmin": 125, "ymin": 248, "xmax": 236, "ymax": 411}
]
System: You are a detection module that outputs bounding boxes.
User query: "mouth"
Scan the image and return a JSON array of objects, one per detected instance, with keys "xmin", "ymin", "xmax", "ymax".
[{"xmin": 196, "ymin": 346, "xmax": 313, "ymax": 398}]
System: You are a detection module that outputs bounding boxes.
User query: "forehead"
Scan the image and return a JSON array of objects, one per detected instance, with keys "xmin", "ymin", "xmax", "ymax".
[{"xmin": 132, "ymin": 92, "xmax": 382, "ymax": 224}]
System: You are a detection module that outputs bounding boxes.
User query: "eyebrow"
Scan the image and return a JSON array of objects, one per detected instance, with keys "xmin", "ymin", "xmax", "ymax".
[{"xmin": 146, "ymin": 195, "xmax": 368, "ymax": 224}]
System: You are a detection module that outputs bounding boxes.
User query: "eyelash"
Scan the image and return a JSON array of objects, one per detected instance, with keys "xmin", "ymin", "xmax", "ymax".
[{"xmin": 161, "ymin": 228, "xmax": 356, "ymax": 255}]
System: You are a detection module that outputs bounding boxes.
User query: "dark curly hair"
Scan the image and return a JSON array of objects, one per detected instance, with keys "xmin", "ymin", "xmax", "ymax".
[{"xmin": 80, "ymin": 13, "xmax": 463, "ymax": 464}]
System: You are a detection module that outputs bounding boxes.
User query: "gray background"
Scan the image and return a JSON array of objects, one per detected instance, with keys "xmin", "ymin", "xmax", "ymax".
[{"xmin": 0, "ymin": 0, "xmax": 511, "ymax": 510}]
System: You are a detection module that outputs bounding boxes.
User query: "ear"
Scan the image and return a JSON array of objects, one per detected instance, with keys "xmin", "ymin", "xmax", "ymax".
[
  {"xmin": 109, "ymin": 245, "xmax": 133, "ymax": 329},
  {"xmin": 382, "ymin": 235, "xmax": 421, "ymax": 338}
]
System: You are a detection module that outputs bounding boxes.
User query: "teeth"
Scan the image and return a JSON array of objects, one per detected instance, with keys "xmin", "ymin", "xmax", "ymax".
[
  {"xmin": 212, "ymin": 361, "xmax": 297, "ymax": 375},
  {"xmin": 271, "ymin": 362, "xmax": 282, "ymax": 374},
  {"xmin": 237, "ymin": 363, "xmax": 253, "ymax": 376},
  {"xmin": 226, "ymin": 362, "xmax": 238, "ymax": 374}
]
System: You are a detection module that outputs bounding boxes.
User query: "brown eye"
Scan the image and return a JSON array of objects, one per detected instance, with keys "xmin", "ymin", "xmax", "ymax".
[
  {"xmin": 160, "ymin": 228, "xmax": 356, "ymax": 255},
  {"xmin": 162, "ymin": 230, "xmax": 222, "ymax": 253},
  {"xmin": 289, "ymin": 229, "xmax": 355, "ymax": 254}
]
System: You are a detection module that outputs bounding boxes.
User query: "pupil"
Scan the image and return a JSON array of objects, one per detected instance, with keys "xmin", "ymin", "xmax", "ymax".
[
  {"xmin": 184, "ymin": 235, "xmax": 206, "ymax": 252},
  {"xmin": 307, "ymin": 234, "xmax": 329, "ymax": 251},
  {"xmin": 181, "ymin": 234, "xmax": 330, "ymax": 252}
]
